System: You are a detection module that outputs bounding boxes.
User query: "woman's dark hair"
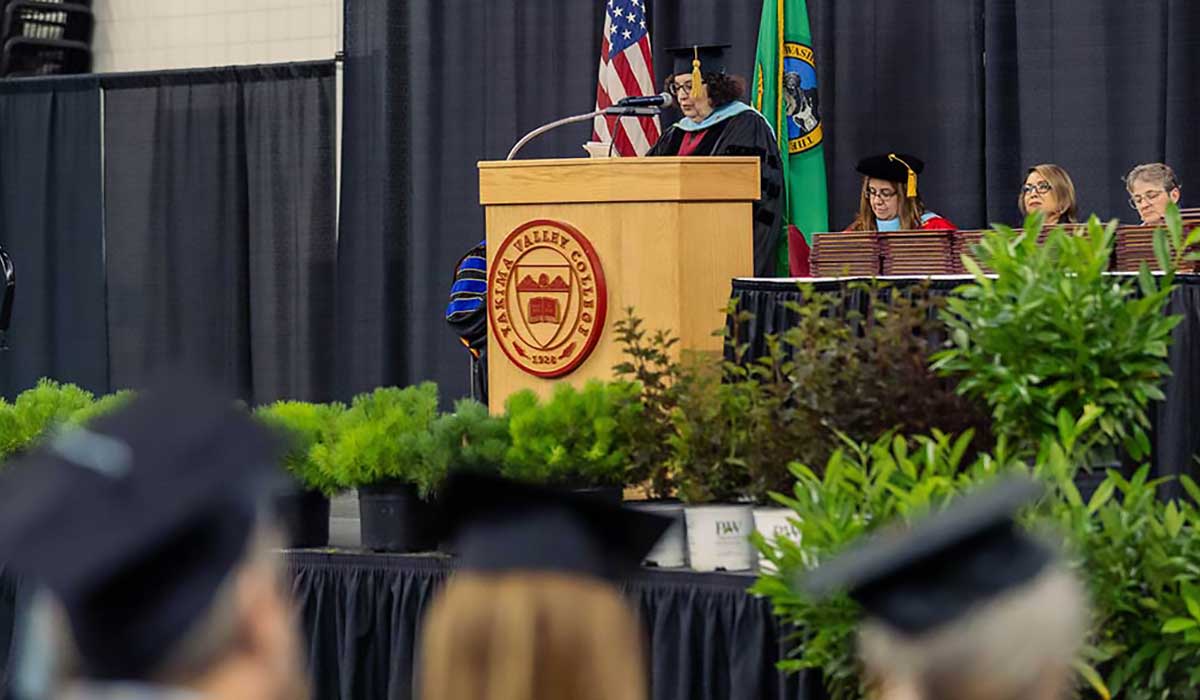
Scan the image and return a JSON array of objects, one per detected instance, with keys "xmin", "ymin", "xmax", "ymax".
[{"xmin": 663, "ymin": 72, "xmax": 748, "ymax": 108}]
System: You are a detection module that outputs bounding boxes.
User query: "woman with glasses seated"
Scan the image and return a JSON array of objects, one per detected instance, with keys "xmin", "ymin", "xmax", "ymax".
[
  {"xmin": 844, "ymin": 153, "xmax": 955, "ymax": 232},
  {"xmin": 648, "ymin": 43, "xmax": 783, "ymax": 277},
  {"xmin": 1125, "ymin": 162, "xmax": 1182, "ymax": 226},
  {"xmin": 1018, "ymin": 164, "xmax": 1078, "ymax": 226}
]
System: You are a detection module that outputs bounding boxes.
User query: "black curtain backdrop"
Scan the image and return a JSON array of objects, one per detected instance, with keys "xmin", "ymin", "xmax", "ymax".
[
  {"xmin": 102, "ymin": 63, "xmax": 337, "ymax": 404},
  {"xmin": 984, "ymin": 1, "xmax": 1200, "ymax": 226},
  {"xmin": 0, "ymin": 78, "xmax": 108, "ymax": 399},
  {"xmin": 810, "ymin": 0, "xmax": 987, "ymax": 230},
  {"xmin": 343, "ymin": 0, "xmax": 1200, "ymax": 402}
]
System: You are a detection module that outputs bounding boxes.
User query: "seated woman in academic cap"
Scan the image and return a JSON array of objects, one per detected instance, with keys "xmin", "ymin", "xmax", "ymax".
[
  {"xmin": 803, "ymin": 478, "xmax": 1088, "ymax": 700},
  {"xmin": 648, "ymin": 44, "xmax": 784, "ymax": 277},
  {"xmin": 845, "ymin": 153, "xmax": 956, "ymax": 232},
  {"xmin": 418, "ymin": 473, "xmax": 670, "ymax": 700}
]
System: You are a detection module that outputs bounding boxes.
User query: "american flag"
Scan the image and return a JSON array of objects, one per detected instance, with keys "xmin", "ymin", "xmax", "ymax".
[{"xmin": 593, "ymin": 0, "xmax": 660, "ymax": 156}]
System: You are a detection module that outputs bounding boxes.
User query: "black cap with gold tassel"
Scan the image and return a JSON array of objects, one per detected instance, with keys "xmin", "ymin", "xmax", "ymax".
[
  {"xmin": 856, "ymin": 153, "xmax": 926, "ymax": 199},
  {"xmin": 666, "ymin": 44, "xmax": 731, "ymax": 102}
]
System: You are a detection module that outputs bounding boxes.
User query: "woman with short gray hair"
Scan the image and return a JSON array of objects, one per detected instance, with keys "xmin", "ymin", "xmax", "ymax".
[{"xmin": 1125, "ymin": 162, "xmax": 1182, "ymax": 226}]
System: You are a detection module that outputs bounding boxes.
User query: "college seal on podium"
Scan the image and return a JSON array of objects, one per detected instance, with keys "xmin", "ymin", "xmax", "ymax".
[{"xmin": 488, "ymin": 219, "xmax": 608, "ymax": 378}]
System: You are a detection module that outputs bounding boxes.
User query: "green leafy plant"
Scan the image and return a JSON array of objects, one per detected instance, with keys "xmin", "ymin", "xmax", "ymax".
[
  {"xmin": 671, "ymin": 284, "xmax": 991, "ymax": 505},
  {"xmin": 666, "ymin": 353, "xmax": 761, "ymax": 503},
  {"xmin": 933, "ymin": 210, "xmax": 1199, "ymax": 460},
  {"xmin": 503, "ymin": 380, "xmax": 642, "ymax": 488},
  {"xmin": 752, "ymin": 405, "xmax": 1200, "ymax": 700},
  {"xmin": 314, "ymin": 383, "xmax": 444, "ymax": 497},
  {"xmin": 255, "ymin": 400, "xmax": 346, "ymax": 496},
  {"xmin": 68, "ymin": 390, "xmax": 137, "ymax": 427},
  {"xmin": 10, "ymin": 379, "xmax": 95, "ymax": 452},
  {"xmin": 1043, "ymin": 459, "xmax": 1200, "ymax": 699},
  {"xmin": 423, "ymin": 399, "xmax": 509, "ymax": 484},
  {"xmin": 750, "ymin": 429, "xmax": 1018, "ymax": 700},
  {"xmin": 613, "ymin": 310, "xmax": 681, "ymax": 498}
]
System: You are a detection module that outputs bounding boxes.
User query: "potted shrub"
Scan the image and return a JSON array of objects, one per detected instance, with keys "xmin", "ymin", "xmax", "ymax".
[
  {"xmin": 316, "ymin": 383, "xmax": 442, "ymax": 552},
  {"xmin": 424, "ymin": 399, "xmax": 509, "ymax": 482},
  {"xmin": 612, "ymin": 311, "xmax": 687, "ymax": 567},
  {"xmin": 255, "ymin": 400, "xmax": 345, "ymax": 548},
  {"xmin": 68, "ymin": 390, "xmax": 137, "ymax": 427},
  {"xmin": 501, "ymin": 380, "xmax": 642, "ymax": 502},
  {"xmin": 9, "ymin": 379, "xmax": 95, "ymax": 455},
  {"xmin": 667, "ymin": 357, "xmax": 760, "ymax": 572},
  {"xmin": 933, "ymin": 211, "xmax": 1196, "ymax": 486},
  {"xmin": 745, "ymin": 283, "xmax": 994, "ymax": 568}
]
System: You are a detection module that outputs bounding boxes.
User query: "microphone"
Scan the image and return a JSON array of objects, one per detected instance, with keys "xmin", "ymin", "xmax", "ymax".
[{"xmin": 616, "ymin": 92, "xmax": 674, "ymax": 108}]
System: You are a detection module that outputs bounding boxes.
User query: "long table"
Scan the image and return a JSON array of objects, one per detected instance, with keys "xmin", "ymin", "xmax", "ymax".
[{"xmin": 728, "ymin": 275, "xmax": 1200, "ymax": 493}]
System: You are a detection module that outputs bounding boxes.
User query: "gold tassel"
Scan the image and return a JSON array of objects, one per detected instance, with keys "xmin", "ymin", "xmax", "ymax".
[
  {"xmin": 889, "ymin": 153, "xmax": 918, "ymax": 198},
  {"xmin": 690, "ymin": 46, "xmax": 707, "ymax": 101}
]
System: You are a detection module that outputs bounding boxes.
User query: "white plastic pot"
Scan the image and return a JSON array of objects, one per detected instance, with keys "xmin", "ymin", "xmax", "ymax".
[
  {"xmin": 753, "ymin": 507, "xmax": 801, "ymax": 572},
  {"xmin": 684, "ymin": 504, "xmax": 756, "ymax": 572},
  {"xmin": 627, "ymin": 501, "xmax": 687, "ymax": 568}
]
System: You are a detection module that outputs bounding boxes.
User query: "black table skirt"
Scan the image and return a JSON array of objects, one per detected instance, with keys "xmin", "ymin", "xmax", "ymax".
[
  {"xmin": 728, "ymin": 275, "xmax": 1200, "ymax": 493},
  {"xmin": 287, "ymin": 551, "xmax": 818, "ymax": 700}
]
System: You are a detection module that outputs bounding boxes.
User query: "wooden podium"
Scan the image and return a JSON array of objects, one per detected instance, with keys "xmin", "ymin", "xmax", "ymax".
[{"xmin": 478, "ymin": 156, "xmax": 759, "ymax": 412}]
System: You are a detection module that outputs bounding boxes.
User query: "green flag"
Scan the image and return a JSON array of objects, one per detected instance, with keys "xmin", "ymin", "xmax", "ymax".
[{"xmin": 753, "ymin": 0, "xmax": 829, "ymax": 276}]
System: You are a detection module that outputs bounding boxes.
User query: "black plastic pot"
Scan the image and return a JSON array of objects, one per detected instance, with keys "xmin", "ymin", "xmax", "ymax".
[
  {"xmin": 358, "ymin": 481, "xmax": 435, "ymax": 553},
  {"xmin": 275, "ymin": 489, "xmax": 330, "ymax": 549}
]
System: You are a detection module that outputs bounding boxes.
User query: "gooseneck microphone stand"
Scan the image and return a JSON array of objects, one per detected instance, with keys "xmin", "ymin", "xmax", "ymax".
[{"xmin": 506, "ymin": 105, "xmax": 661, "ymax": 161}]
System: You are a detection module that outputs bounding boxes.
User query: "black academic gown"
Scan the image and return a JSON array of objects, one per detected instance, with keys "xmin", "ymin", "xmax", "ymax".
[{"xmin": 647, "ymin": 108, "xmax": 784, "ymax": 277}]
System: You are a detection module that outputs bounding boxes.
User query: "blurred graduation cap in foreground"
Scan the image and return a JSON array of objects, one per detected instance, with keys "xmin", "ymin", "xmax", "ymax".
[
  {"xmin": 432, "ymin": 471, "xmax": 671, "ymax": 581},
  {"xmin": 801, "ymin": 476, "xmax": 1052, "ymax": 635},
  {"xmin": 0, "ymin": 377, "xmax": 286, "ymax": 680}
]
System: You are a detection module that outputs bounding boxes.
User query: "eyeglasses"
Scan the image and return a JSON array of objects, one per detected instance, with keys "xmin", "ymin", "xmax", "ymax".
[
  {"xmin": 670, "ymin": 82, "xmax": 694, "ymax": 96},
  {"xmin": 1021, "ymin": 182, "xmax": 1053, "ymax": 195},
  {"xmin": 1128, "ymin": 189, "xmax": 1166, "ymax": 209},
  {"xmin": 867, "ymin": 187, "xmax": 897, "ymax": 200}
]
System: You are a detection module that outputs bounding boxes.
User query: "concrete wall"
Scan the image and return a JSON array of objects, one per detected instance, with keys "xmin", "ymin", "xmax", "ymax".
[{"xmin": 92, "ymin": 0, "xmax": 343, "ymax": 73}]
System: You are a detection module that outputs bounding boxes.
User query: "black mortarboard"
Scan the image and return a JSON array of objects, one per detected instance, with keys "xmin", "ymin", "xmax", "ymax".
[
  {"xmin": 801, "ymin": 477, "xmax": 1053, "ymax": 635},
  {"xmin": 0, "ymin": 377, "xmax": 286, "ymax": 680},
  {"xmin": 432, "ymin": 472, "xmax": 671, "ymax": 581},
  {"xmin": 856, "ymin": 153, "xmax": 925, "ymax": 198},
  {"xmin": 666, "ymin": 43, "xmax": 731, "ymax": 77}
]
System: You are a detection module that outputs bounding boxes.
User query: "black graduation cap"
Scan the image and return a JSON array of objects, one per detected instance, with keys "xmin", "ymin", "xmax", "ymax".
[
  {"xmin": 801, "ymin": 477, "xmax": 1053, "ymax": 635},
  {"xmin": 857, "ymin": 153, "xmax": 925, "ymax": 198},
  {"xmin": 666, "ymin": 43, "xmax": 731, "ymax": 77},
  {"xmin": 432, "ymin": 472, "xmax": 671, "ymax": 581},
  {"xmin": 0, "ymin": 377, "xmax": 286, "ymax": 680}
]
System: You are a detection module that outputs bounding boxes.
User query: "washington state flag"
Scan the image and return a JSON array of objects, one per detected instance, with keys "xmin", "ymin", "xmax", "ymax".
[{"xmin": 753, "ymin": 0, "xmax": 829, "ymax": 276}]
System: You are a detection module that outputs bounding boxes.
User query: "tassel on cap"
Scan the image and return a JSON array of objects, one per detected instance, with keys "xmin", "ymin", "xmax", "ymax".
[
  {"xmin": 888, "ymin": 153, "xmax": 918, "ymax": 198},
  {"xmin": 690, "ymin": 46, "xmax": 707, "ymax": 101}
]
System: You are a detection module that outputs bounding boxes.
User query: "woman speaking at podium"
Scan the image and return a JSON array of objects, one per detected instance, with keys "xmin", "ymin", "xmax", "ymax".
[{"xmin": 647, "ymin": 44, "xmax": 783, "ymax": 278}]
